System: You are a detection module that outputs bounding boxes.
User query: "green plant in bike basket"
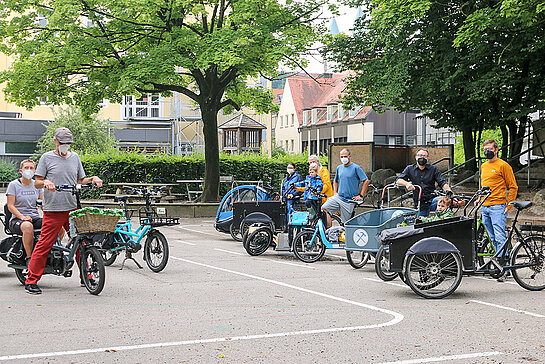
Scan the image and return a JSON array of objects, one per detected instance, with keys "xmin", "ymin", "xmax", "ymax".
[{"xmin": 69, "ymin": 208, "xmax": 124, "ymax": 218}]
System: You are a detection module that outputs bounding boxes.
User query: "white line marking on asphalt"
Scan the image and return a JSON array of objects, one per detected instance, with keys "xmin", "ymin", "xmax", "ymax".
[
  {"xmin": 264, "ymin": 259, "xmax": 315, "ymax": 269},
  {"xmin": 470, "ymin": 300, "xmax": 545, "ymax": 318},
  {"xmin": 470, "ymin": 276, "xmax": 518, "ymax": 286},
  {"xmin": 363, "ymin": 277, "xmax": 406, "ymax": 288},
  {"xmin": 178, "ymin": 226, "xmax": 217, "ymax": 236},
  {"xmin": 325, "ymin": 254, "xmax": 346, "ymax": 260},
  {"xmin": 214, "ymin": 248, "xmax": 244, "ymax": 256},
  {"xmin": 0, "ymin": 258, "xmax": 404, "ymax": 362},
  {"xmin": 376, "ymin": 351, "xmax": 502, "ymax": 364},
  {"xmin": 175, "ymin": 239, "xmax": 196, "ymax": 246}
]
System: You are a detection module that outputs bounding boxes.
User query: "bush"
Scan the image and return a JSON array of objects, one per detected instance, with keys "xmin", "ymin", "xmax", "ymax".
[
  {"xmin": 0, "ymin": 159, "xmax": 18, "ymax": 182},
  {"xmin": 80, "ymin": 150, "xmax": 318, "ymax": 198}
]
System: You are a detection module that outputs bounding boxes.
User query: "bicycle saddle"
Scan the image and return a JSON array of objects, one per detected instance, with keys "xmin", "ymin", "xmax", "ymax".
[
  {"xmin": 114, "ymin": 195, "xmax": 132, "ymax": 202},
  {"xmin": 509, "ymin": 201, "xmax": 533, "ymax": 210}
]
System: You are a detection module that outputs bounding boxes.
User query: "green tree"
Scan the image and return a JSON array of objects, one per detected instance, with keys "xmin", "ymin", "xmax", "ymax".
[
  {"xmin": 326, "ymin": 0, "xmax": 545, "ymax": 169},
  {"xmin": 37, "ymin": 106, "xmax": 115, "ymax": 154},
  {"xmin": 0, "ymin": 0, "xmax": 329, "ymax": 201}
]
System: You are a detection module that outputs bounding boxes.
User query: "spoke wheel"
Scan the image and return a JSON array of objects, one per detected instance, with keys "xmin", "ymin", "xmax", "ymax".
[
  {"xmin": 511, "ymin": 235, "xmax": 545, "ymax": 291},
  {"xmin": 102, "ymin": 250, "xmax": 118, "ymax": 266},
  {"xmin": 15, "ymin": 268, "xmax": 28, "ymax": 285},
  {"xmin": 144, "ymin": 231, "xmax": 169, "ymax": 272},
  {"xmin": 375, "ymin": 245, "xmax": 398, "ymax": 281},
  {"xmin": 293, "ymin": 230, "xmax": 326, "ymax": 263},
  {"xmin": 404, "ymin": 252, "xmax": 462, "ymax": 299},
  {"xmin": 80, "ymin": 247, "xmax": 105, "ymax": 295},
  {"xmin": 346, "ymin": 250, "xmax": 369, "ymax": 269},
  {"xmin": 229, "ymin": 222, "xmax": 242, "ymax": 241},
  {"xmin": 243, "ymin": 226, "xmax": 273, "ymax": 256}
]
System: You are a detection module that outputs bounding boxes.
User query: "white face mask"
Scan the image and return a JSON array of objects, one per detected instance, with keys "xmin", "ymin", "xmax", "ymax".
[
  {"xmin": 22, "ymin": 170, "xmax": 35, "ymax": 179},
  {"xmin": 287, "ymin": 168, "xmax": 294, "ymax": 175},
  {"xmin": 58, "ymin": 144, "xmax": 70, "ymax": 154},
  {"xmin": 340, "ymin": 157, "xmax": 349, "ymax": 165}
]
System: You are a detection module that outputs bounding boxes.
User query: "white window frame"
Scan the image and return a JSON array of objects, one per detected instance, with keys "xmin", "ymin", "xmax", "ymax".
[
  {"xmin": 291, "ymin": 114, "xmax": 295, "ymax": 126},
  {"xmin": 123, "ymin": 94, "xmax": 161, "ymax": 119}
]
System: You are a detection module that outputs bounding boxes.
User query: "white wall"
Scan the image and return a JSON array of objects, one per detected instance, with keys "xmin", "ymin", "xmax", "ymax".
[{"xmin": 275, "ymin": 80, "xmax": 301, "ymax": 154}]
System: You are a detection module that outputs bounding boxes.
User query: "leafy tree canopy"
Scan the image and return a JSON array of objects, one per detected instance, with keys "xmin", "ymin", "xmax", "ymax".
[
  {"xmin": 0, "ymin": 0, "xmax": 332, "ymax": 200},
  {"xmin": 326, "ymin": 0, "xmax": 545, "ymax": 167}
]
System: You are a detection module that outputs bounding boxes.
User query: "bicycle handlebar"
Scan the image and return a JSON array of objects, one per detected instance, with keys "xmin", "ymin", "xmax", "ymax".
[{"xmin": 55, "ymin": 182, "xmax": 97, "ymax": 193}]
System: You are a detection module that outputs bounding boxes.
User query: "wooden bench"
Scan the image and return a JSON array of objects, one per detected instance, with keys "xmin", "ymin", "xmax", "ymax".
[{"xmin": 177, "ymin": 176, "xmax": 234, "ymax": 201}]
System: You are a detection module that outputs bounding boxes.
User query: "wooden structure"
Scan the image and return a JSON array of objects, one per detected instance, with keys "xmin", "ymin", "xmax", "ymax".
[{"xmin": 219, "ymin": 114, "xmax": 266, "ymax": 154}]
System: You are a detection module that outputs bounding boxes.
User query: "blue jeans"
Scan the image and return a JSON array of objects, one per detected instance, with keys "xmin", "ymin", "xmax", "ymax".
[
  {"xmin": 482, "ymin": 204, "xmax": 507, "ymax": 256},
  {"xmin": 418, "ymin": 196, "xmax": 439, "ymax": 217}
]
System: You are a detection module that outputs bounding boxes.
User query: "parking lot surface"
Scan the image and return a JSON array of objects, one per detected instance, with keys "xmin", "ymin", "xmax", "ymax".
[{"xmin": 1, "ymin": 218, "xmax": 544, "ymax": 363}]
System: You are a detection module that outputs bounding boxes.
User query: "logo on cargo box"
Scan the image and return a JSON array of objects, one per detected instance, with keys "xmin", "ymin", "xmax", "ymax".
[{"xmin": 353, "ymin": 229, "xmax": 369, "ymax": 247}]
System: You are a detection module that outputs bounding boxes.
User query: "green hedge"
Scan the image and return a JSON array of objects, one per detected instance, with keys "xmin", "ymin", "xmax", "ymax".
[{"xmin": 80, "ymin": 150, "xmax": 323, "ymax": 198}]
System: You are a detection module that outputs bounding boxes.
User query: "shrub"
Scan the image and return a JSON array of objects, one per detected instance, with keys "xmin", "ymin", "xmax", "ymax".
[
  {"xmin": 0, "ymin": 159, "xmax": 18, "ymax": 182},
  {"xmin": 80, "ymin": 150, "xmax": 318, "ymax": 198}
]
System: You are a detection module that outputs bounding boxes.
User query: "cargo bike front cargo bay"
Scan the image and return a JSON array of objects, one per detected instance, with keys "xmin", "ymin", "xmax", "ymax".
[{"xmin": 377, "ymin": 187, "xmax": 545, "ymax": 299}]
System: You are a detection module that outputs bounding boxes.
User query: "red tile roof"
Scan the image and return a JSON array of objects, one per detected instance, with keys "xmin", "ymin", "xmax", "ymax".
[{"xmin": 286, "ymin": 72, "xmax": 370, "ymax": 126}]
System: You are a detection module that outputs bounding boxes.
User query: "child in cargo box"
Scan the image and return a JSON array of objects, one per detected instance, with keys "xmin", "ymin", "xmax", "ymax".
[
  {"xmin": 293, "ymin": 164, "xmax": 324, "ymax": 221},
  {"xmin": 420, "ymin": 196, "xmax": 454, "ymax": 223}
]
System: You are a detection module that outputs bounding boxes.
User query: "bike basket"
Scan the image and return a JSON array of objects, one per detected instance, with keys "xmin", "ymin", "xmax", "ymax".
[
  {"xmin": 72, "ymin": 213, "xmax": 120, "ymax": 233},
  {"xmin": 139, "ymin": 216, "xmax": 180, "ymax": 227}
]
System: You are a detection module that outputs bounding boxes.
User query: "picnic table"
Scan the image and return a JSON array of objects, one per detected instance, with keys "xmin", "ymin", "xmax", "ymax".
[
  {"xmin": 177, "ymin": 176, "xmax": 237, "ymax": 201},
  {"xmin": 108, "ymin": 182, "xmax": 178, "ymax": 197}
]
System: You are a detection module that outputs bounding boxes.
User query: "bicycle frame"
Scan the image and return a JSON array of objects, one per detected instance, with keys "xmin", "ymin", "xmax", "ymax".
[
  {"xmin": 306, "ymin": 219, "xmax": 345, "ymax": 250},
  {"xmin": 110, "ymin": 218, "xmax": 152, "ymax": 254}
]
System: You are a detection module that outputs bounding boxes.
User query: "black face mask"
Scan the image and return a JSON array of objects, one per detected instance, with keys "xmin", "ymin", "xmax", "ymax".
[
  {"xmin": 484, "ymin": 150, "xmax": 495, "ymax": 159},
  {"xmin": 417, "ymin": 158, "xmax": 427, "ymax": 166}
]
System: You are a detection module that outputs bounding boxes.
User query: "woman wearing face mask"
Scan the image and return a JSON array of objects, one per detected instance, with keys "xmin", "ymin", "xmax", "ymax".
[
  {"xmin": 6, "ymin": 159, "xmax": 44, "ymax": 261},
  {"xmin": 308, "ymin": 155, "xmax": 333, "ymax": 202},
  {"xmin": 282, "ymin": 163, "xmax": 303, "ymax": 211}
]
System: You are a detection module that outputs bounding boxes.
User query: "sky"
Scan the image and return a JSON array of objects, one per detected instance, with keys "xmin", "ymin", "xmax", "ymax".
[{"xmin": 303, "ymin": 5, "xmax": 362, "ymax": 74}]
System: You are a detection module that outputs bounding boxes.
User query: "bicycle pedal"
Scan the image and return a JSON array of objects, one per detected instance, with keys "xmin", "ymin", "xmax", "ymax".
[{"xmin": 63, "ymin": 270, "xmax": 72, "ymax": 278}]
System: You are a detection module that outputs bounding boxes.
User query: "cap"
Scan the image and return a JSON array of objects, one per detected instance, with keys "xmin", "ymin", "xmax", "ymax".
[{"xmin": 54, "ymin": 127, "xmax": 73, "ymax": 144}]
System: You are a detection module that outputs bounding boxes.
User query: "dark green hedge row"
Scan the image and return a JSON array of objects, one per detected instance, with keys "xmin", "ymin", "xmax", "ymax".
[{"xmin": 80, "ymin": 150, "xmax": 326, "ymax": 199}]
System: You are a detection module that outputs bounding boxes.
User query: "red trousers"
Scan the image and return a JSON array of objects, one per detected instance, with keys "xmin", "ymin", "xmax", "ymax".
[{"xmin": 26, "ymin": 211, "xmax": 71, "ymax": 285}]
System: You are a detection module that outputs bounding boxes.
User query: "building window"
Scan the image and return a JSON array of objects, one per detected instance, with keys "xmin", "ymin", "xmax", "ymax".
[
  {"xmin": 303, "ymin": 110, "xmax": 310, "ymax": 125},
  {"xmin": 280, "ymin": 115, "xmax": 283, "ymax": 128},
  {"xmin": 123, "ymin": 94, "xmax": 160, "ymax": 119},
  {"xmin": 285, "ymin": 140, "xmax": 288, "ymax": 150},
  {"xmin": 290, "ymin": 139, "xmax": 294, "ymax": 151},
  {"xmin": 224, "ymin": 130, "xmax": 237, "ymax": 147},
  {"xmin": 5, "ymin": 142, "xmax": 38, "ymax": 154},
  {"xmin": 327, "ymin": 105, "xmax": 338, "ymax": 122},
  {"xmin": 338, "ymin": 104, "xmax": 344, "ymax": 120},
  {"xmin": 291, "ymin": 114, "xmax": 295, "ymax": 126},
  {"xmin": 349, "ymin": 106, "xmax": 361, "ymax": 119},
  {"xmin": 243, "ymin": 130, "xmax": 261, "ymax": 148}
]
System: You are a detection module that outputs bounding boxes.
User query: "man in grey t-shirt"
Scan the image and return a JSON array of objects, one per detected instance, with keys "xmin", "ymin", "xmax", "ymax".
[{"xmin": 25, "ymin": 127, "xmax": 103, "ymax": 295}]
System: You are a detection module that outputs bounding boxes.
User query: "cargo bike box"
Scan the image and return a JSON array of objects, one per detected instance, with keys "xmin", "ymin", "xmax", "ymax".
[
  {"xmin": 378, "ymin": 215, "xmax": 475, "ymax": 272},
  {"xmin": 344, "ymin": 207, "xmax": 417, "ymax": 253}
]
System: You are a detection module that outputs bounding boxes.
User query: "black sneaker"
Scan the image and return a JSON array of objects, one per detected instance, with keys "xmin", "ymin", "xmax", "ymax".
[{"xmin": 25, "ymin": 284, "xmax": 42, "ymax": 295}]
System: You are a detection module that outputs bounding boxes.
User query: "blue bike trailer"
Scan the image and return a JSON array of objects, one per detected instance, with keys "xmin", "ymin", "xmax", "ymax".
[
  {"xmin": 344, "ymin": 207, "xmax": 418, "ymax": 253},
  {"xmin": 214, "ymin": 185, "xmax": 271, "ymax": 233}
]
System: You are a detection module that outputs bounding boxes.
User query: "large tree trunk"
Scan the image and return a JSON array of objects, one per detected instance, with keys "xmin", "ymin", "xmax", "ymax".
[
  {"xmin": 200, "ymin": 106, "xmax": 220, "ymax": 202},
  {"xmin": 506, "ymin": 119, "xmax": 527, "ymax": 166},
  {"xmin": 461, "ymin": 126, "xmax": 476, "ymax": 171},
  {"xmin": 500, "ymin": 124, "xmax": 508, "ymax": 159}
]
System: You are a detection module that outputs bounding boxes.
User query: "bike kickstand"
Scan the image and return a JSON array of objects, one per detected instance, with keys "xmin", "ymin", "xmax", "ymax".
[{"xmin": 120, "ymin": 252, "xmax": 144, "ymax": 270}]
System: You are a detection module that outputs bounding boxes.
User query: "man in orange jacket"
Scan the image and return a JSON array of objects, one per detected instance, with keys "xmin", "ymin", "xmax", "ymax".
[{"xmin": 480, "ymin": 139, "xmax": 518, "ymax": 266}]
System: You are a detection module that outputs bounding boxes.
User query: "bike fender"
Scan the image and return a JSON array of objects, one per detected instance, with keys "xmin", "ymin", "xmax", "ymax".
[
  {"xmin": 406, "ymin": 237, "xmax": 460, "ymax": 256},
  {"xmin": 243, "ymin": 212, "xmax": 274, "ymax": 227}
]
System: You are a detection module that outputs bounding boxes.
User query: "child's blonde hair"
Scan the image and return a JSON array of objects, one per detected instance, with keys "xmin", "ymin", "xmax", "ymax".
[
  {"xmin": 308, "ymin": 164, "xmax": 318, "ymax": 173},
  {"xmin": 437, "ymin": 195, "xmax": 451, "ymax": 207}
]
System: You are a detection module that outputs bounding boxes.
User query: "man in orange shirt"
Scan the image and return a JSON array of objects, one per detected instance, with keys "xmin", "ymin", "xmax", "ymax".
[{"xmin": 480, "ymin": 139, "xmax": 518, "ymax": 265}]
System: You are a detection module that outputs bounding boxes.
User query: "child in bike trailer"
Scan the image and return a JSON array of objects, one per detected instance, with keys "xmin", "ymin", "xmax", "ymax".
[
  {"xmin": 293, "ymin": 164, "xmax": 324, "ymax": 221},
  {"xmin": 420, "ymin": 196, "xmax": 454, "ymax": 223}
]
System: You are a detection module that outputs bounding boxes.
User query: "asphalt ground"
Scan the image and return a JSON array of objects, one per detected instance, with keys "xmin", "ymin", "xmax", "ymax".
[{"xmin": 0, "ymin": 218, "xmax": 544, "ymax": 363}]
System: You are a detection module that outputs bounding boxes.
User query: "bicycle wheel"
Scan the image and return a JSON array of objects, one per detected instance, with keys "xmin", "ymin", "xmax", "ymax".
[
  {"xmin": 511, "ymin": 235, "xmax": 545, "ymax": 291},
  {"xmin": 15, "ymin": 268, "xmax": 27, "ymax": 285},
  {"xmin": 243, "ymin": 226, "xmax": 273, "ymax": 256},
  {"xmin": 293, "ymin": 229, "xmax": 326, "ymax": 263},
  {"xmin": 404, "ymin": 252, "xmax": 462, "ymax": 299},
  {"xmin": 346, "ymin": 250, "xmax": 369, "ymax": 269},
  {"xmin": 144, "ymin": 230, "xmax": 169, "ymax": 273},
  {"xmin": 476, "ymin": 224, "xmax": 495, "ymax": 267},
  {"xmin": 229, "ymin": 222, "xmax": 243, "ymax": 241},
  {"xmin": 80, "ymin": 247, "xmax": 105, "ymax": 295},
  {"xmin": 102, "ymin": 250, "xmax": 118, "ymax": 266},
  {"xmin": 375, "ymin": 245, "xmax": 399, "ymax": 281},
  {"xmin": 331, "ymin": 213, "xmax": 343, "ymax": 227}
]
